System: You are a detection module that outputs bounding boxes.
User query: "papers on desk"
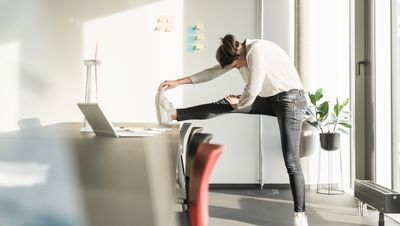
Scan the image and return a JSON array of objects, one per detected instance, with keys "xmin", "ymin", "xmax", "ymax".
[{"xmin": 115, "ymin": 127, "xmax": 171, "ymax": 137}]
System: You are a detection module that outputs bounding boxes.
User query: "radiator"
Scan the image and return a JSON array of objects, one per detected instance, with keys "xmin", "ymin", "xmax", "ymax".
[
  {"xmin": 354, "ymin": 179, "xmax": 400, "ymax": 226},
  {"xmin": 354, "ymin": 179, "xmax": 400, "ymax": 213}
]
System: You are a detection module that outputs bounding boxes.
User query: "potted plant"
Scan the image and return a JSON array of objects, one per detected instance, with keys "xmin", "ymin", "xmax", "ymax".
[{"xmin": 305, "ymin": 88, "xmax": 352, "ymax": 150}]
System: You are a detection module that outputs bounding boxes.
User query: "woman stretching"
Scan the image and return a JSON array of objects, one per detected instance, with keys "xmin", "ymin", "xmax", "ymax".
[{"xmin": 155, "ymin": 34, "xmax": 308, "ymax": 226}]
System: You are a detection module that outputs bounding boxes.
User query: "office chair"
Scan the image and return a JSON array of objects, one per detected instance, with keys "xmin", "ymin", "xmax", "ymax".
[
  {"xmin": 177, "ymin": 122, "xmax": 192, "ymax": 189},
  {"xmin": 185, "ymin": 133, "xmax": 213, "ymax": 179},
  {"xmin": 189, "ymin": 143, "xmax": 224, "ymax": 226},
  {"xmin": 183, "ymin": 133, "xmax": 213, "ymax": 211},
  {"xmin": 177, "ymin": 126, "xmax": 205, "ymax": 211},
  {"xmin": 17, "ymin": 118, "xmax": 41, "ymax": 130}
]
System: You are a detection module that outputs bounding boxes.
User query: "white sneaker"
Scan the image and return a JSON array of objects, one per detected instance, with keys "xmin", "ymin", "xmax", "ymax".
[
  {"xmin": 294, "ymin": 212, "xmax": 308, "ymax": 226},
  {"xmin": 155, "ymin": 89, "xmax": 174, "ymax": 124}
]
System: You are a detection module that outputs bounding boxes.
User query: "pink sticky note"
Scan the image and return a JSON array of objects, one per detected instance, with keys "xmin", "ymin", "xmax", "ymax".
[{"xmin": 165, "ymin": 24, "xmax": 174, "ymax": 32}]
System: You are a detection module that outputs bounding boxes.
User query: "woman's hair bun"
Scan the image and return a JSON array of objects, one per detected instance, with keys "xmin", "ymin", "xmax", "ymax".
[
  {"xmin": 222, "ymin": 34, "xmax": 240, "ymax": 48},
  {"xmin": 216, "ymin": 34, "xmax": 241, "ymax": 67}
]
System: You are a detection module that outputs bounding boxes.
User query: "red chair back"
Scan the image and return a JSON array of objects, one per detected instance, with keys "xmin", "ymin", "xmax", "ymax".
[{"xmin": 189, "ymin": 143, "xmax": 224, "ymax": 226}]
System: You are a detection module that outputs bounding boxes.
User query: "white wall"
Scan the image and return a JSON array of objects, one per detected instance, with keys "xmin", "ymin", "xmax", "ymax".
[{"xmin": 0, "ymin": 0, "xmax": 183, "ymax": 131}]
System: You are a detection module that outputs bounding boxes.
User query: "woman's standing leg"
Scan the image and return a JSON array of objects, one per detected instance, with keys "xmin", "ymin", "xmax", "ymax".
[
  {"xmin": 272, "ymin": 90, "xmax": 307, "ymax": 213},
  {"xmin": 250, "ymin": 91, "xmax": 307, "ymax": 216}
]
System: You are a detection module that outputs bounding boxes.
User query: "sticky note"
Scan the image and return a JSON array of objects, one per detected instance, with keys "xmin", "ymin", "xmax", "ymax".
[
  {"xmin": 187, "ymin": 26, "xmax": 196, "ymax": 35},
  {"xmin": 196, "ymin": 33, "xmax": 205, "ymax": 40},
  {"xmin": 195, "ymin": 42, "xmax": 204, "ymax": 50},
  {"xmin": 166, "ymin": 16, "xmax": 175, "ymax": 23},
  {"xmin": 165, "ymin": 24, "xmax": 174, "ymax": 32},
  {"xmin": 154, "ymin": 24, "xmax": 164, "ymax": 31},
  {"xmin": 187, "ymin": 45, "xmax": 195, "ymax": 53},
  {"xmin": 195, "ymin": 24, "xmax": 204, "ymax": 30},
  {"xmin": 157, "ymin": 16, "xmax": 167, "ymax": 23},
  {"xmin": 187, "ymin": 36, "xmax": 196, "ymax": 43}
]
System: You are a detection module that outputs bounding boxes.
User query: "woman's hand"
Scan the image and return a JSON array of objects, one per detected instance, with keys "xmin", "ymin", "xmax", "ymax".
[
  {"xmin": 158, "ymin": 77, "xmax": 193, "ymax": 91},
  {"xmin": 159, "ymin": 80, "xmax": 179, "ymax": 90},
  {"xmin": 225, "ymin": 94, "xmax": 241, "ymax": 109}
]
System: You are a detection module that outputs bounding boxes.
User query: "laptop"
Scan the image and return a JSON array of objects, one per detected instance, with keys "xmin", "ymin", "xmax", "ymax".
[{"xmin": 77, "ymin": 103, "xmax": 154, "ymax": 137}]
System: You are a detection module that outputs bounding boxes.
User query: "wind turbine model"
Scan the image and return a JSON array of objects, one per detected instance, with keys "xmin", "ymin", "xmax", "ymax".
[{"xmin": 80, "ymin": 42, "xmax": 101, "ymax": 132}]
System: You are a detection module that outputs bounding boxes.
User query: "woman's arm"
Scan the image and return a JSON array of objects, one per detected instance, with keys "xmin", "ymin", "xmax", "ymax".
[
  {"xmin": 189, "ymin": 64, "xmax": 232, "ymax": 84},
  {"xmin": 159, "ymin": 77, "xmax": 192, "ymax": 90},
  {"xmin": 159, "ymin": 64, "xmax": 232, "ymax": 90}
]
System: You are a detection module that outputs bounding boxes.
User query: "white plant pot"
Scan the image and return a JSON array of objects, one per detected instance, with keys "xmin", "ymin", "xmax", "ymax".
[{"xmin": 299, "ymin": 122, "xmax": 319, "ymax": 158}]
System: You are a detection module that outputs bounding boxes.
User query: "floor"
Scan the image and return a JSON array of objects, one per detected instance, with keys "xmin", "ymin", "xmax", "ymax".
[{"xmin": 202, "ymin": 188, "xmax": 400, "ymax": 226}]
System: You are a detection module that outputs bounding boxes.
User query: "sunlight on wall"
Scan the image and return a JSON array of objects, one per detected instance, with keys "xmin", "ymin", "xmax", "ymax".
[
  {"xmin": 83, "ymin": 0, "xmax": 183, "ymax": 122},
  {"xmin": 0, "ymin": 42, "xmax": 20, "ymax": 131},
  {"xmin": 299, "ymin": 1, "xmax": 351, "ymax": 190}
]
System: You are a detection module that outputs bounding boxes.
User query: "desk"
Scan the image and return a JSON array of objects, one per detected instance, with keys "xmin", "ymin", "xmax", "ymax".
[{"xmin": 0, "ymin": 122, "xmax": 179, "ymax": 226}]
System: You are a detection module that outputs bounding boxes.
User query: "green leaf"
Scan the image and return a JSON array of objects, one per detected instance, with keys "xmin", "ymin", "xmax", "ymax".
[
  {"xmin": 339, "ymin": 122, "xmax": 352, "ymax": 128},
  {"xmin": 309, "ymin": 93, "xmax": 317, "ymax": 106},
  {"xmin": 338, "ymin": 98, "xmax": 348, "ymax": 112},
  {"xmin": 306, "ymin": 121, "xmax": 321, "ymax": 131},
  {"xmin": 331, "ymin": 113, "xmax": 338, "ymax": 122},
  {"xmin": 338, "ymin": 128, "xmax": 349, "ymax": 134},
  {"xmin": 317, "ymin": 101, "xmax": 329, "ymax": 120},
  {"xmin": 320, "ymin": 113, "xmax": 329, "ymax": 122},
  {"xmin": 315, "ymin": 88, "xmax": 324, "ymax": 102},
  {"xmin": 308, "ymin": 88, "xmax": 324, "ymax": 106},
  {"xmin": 339, "ymin": 119, "xmax": 351, "ymax": 124},
  {"xmin": 342, "ymin": 98, "xmax": 349, "ymax": 107},
  {"xmin": 334, "ymin": 98, "xmax": 339, "ymax": 117}
]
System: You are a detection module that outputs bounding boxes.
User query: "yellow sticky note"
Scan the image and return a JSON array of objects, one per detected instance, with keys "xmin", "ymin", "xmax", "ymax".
[
  {"xmin": 195, "ymin": 24, "xmax": 204, "ymax": 30},
  {"xmin": 195, "ymin": 42, "xmax": 204, "ymax": 50},
  {"xmin": 196, "ymin": 33, "xmax": 205, "ymax": 40}
]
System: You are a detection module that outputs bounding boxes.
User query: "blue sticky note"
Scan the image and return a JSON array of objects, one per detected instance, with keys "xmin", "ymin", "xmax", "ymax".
[
  {"xmin": 187, "ymin": 45, "xmax": 195, "ymax": 53},
  {"xmin": 187, "ymin": 26, "xmax": 196, "ymax": 35},
  {"xmin": 187, "ymin": 35, "xmax": 196, "ymax": 43}
]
